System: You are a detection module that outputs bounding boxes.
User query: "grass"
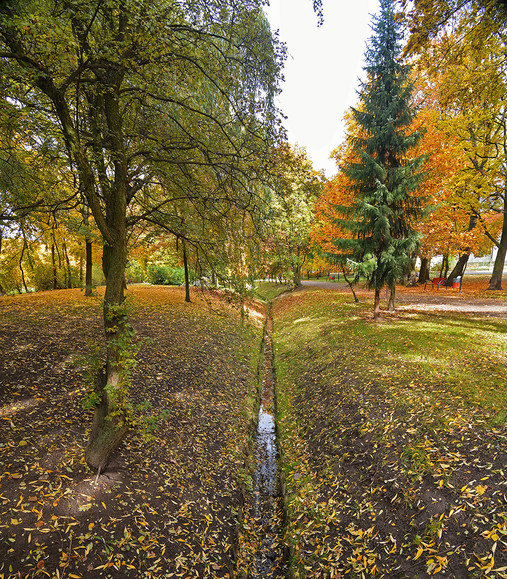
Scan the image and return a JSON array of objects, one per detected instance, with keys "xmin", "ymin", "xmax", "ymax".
[
  {"xmin": 254, "ymin": 281, "xmax": 292, "ymax": 302},
  {"xmin": 273, "ymin": 288, "xmax": 507, "ymax": 577}
]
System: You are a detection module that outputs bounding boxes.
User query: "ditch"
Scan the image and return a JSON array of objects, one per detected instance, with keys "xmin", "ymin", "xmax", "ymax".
[{"xmin": 251, "ymin": 305, "xmax": 286, "ymax": 578}]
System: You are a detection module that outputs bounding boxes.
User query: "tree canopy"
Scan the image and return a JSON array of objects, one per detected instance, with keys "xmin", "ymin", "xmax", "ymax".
[
  {"xmin": 0, "ymin": 0, "xmax": 285, "ymax": 469},
  {"xmin": 324, "ymin": 0, "xmax": 426, "ymax": 319}
]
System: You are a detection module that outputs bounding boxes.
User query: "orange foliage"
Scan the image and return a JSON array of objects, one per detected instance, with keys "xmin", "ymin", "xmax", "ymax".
[{"xmin": 411, "ymin": 106, "xmax": 477, "ymax": 256}]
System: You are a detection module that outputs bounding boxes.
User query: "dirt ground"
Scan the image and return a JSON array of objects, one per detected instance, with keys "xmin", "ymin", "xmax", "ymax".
[
  {"xmin": 0, "ymin": 286, "xmax": 264, "ymax": 578},
  {"xmin": 1, "ymin": 280, "xmax": 505, "ymax": 578}
]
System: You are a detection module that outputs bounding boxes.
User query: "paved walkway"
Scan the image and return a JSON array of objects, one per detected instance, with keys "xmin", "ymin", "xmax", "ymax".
[{"xmin": 300, "ymin": 280, "xmax": 507, "ymax": 319}]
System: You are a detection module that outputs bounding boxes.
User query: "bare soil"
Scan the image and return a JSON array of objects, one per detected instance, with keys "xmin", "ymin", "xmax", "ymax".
[{"xmin": 0, "ymin": 286, "xmax": 263, "ymax": 578}]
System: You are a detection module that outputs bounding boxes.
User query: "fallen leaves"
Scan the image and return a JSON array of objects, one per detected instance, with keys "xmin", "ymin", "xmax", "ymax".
[
  {"xmin": 273, "ymin": 287, "xmax": 507, "ymax": 577},
  {"xmin": 0, "ymin": 286, "xmax": 263, "ymax": 577}
]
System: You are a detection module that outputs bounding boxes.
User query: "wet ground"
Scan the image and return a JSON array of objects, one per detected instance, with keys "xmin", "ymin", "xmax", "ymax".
[{"xmin": 251, "ymin": 310, "xmax": 286, "ymax": 578}]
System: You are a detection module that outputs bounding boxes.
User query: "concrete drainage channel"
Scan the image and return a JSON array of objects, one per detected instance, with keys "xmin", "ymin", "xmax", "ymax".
[{"xmin": 250, "ymin": 304, "xmax": 287, "ymax": 578}]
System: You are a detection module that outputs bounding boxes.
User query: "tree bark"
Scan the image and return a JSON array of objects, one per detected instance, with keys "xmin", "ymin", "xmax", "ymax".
[
  {"xmin": 85, "ymin": 235, "xmax": 130, "ymax": 471},
  {"xmin": 388, "ymin": 283, "xmax": 396, "ymax": 311},
  {"xmin": 487, "ymin": 193, "xmax": 507, "ymax": 290},
  {"xmin": 20, "ymin": 241, "xmax": 28, "ymax": 293},
  {"xmin": 373, "ymin": 287, "xmax": 381, "ymax": 321},
  {"xmin": 84, "ymin": 82, "xmax": 131, "ymax": 471},
  {"xmin": 342, "ymin": 268, "xmax": 359, "ymax": 303},
  {"xmin": 442, "ymin": 254, "xmax": 450, "ymax": 278},
  {"xmin": 51, "ymin": 244, "xmax": 58, "ymax": 290},
  {"xmin": 83, "ymin": 203, "xmax": 93, "ymax": 296},
  {"xmin": 418, "ymin": 256, "xmax": 430, "ymax": 283},
  {"xmin": 182, "ymin": 238, "xmax": 191, "ymax": 303},
  {"xmin": 445, "ymin": 252, "xmax": 470, "ymax": 285},
  {"xmin": 445, "ymin": 215, "xmax": 477, "ymax": 286},
  {"xmin": 63, "ymin": 242, "xmax": 72, "ymax": 288},
  {"xmin": 85, "ymin": 239, "xmax": 93, "ymax": 296},
  {"xmin": 293, "ymin": 263, "xmax": 302, "ymax": 287}
]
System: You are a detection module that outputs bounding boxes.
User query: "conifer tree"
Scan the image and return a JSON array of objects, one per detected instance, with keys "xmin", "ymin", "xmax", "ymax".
[{"xmin": 332, "ymin": 0, "xmax": 426, "ymax": 320}]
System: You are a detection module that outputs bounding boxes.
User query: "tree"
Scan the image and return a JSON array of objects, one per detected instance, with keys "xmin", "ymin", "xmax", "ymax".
[
  {"xmin": 0, "ymin": 0, "xmax": 283, "ymax": 470},
  {"xmin": 406, "ymin": 95, "xmax": 479, "ymax": 282},
  {"xmin": 327, "ymin": 0, "xmax": 426, "ymax": 320},
  {"xmin": 400, "ymin": 0, "xmax": 507, "ymax": 56},
  {"xmin": 410, "ymin": 16, "xmax": 507, "ymax": 288},
  {"xmin": 262, "ymin": 144, "xmax": 323, "ymax": 287}
]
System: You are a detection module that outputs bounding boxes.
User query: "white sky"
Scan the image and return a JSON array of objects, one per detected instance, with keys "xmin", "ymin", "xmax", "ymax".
[{"xmin": 264, "ymin": 0, "xmax": 380, "ymax": 178}]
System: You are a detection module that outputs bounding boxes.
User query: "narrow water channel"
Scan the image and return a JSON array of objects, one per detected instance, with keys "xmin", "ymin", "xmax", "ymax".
[{"xmin": 251, "ymin": 308, "xmax": 286, "ymax": 578}]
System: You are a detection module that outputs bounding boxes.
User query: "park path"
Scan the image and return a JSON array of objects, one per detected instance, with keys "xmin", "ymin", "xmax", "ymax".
[{"xmin": 300, "ymin": 280, "xmax": 507, "ymax": 318}]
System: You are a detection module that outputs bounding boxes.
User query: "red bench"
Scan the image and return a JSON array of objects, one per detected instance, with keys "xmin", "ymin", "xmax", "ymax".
[{"xmin": 424, "ymin": 277, "xmax": 447, "ymax": 290}]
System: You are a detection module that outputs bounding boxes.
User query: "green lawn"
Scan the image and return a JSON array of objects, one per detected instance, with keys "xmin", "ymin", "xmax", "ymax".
[
  {"xmin": 273, "ymin": 289, "xmax": 507, "ymax": 577},
  {"xmin": 254, "ymin": 281, "xmax": 292, "ymax": 302}
]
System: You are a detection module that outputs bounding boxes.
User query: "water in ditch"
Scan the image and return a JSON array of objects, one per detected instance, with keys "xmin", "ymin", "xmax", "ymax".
[{"xmin": 251, "ymin": 311, "xmax": 286, "ymax": 578}]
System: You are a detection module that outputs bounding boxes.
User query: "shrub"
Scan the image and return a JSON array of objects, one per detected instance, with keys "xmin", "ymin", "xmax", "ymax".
[{"xmin": 147, "ymin": 265, "xmax": 185, "ymax": 286}]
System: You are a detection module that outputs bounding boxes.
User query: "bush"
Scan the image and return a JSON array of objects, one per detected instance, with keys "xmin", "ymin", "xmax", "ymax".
[
  {"xmin": 32, "ymin": 263, "xmax": 65, "ymax": 291},
  {"xmin": 147, "ymin": 265, "xmax": 185, "ymax": 286},
  {"xmin": 126, "ymin": 260, "xmax": 145, "ymax": 283}
]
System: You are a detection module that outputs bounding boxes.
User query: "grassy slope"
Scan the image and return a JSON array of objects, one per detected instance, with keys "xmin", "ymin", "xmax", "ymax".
[
  {"xmin": 254, "ymin": 281, "xmax": 292, "ymax": 302},
  {"xmin": 273, "ymin": 289, "xmax": 507, "ymax": 578}
]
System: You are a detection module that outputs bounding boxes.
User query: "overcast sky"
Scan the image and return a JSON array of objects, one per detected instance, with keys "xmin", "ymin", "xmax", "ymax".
[{"xmin": 264, "ymin": 0, "xmax": 380, "ymax": 178}]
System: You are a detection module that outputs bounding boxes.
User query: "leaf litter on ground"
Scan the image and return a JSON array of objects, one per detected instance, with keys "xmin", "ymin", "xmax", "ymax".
[
  {"xmin": 0, "ymin": 286, "xmax": 264, "ymax": 578},
  {"xmin": 273, "ymin": 287, "xmax": 506, "ymax": 578}
]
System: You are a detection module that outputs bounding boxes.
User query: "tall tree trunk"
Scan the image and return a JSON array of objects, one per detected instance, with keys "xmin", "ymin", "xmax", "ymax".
[
  {"xmin": 342, "ymin": 267, "xmax": 359, "ymax": 303},
  {"xmin": 446, "ymin": 253, "xmax": 470, "ymax": 285},
  {"xmin": 418, "ymin": 256, "xmax": 430, "ymax": 283},
  {"xmin": 293, "ymin": 263, "xmax": 302, "ymax": 287},
  {"xmin": 83, "ymin": 203, "xmax": 93, "ymax": 296},
  {"xmin": 79, "ymin": 250, "xmax": 84, "ymax": 285},
  {"xmin": 85, "ymin": 236, "xmax": 130, "ymax": 471},
  {"xmin": 388, "ymin": 283, "xmax": 395, "ymax": 311},
  {"xmin": 20, "ymin": 242, "xmax": 28, "ymax": 293},
  {"xmin": 63, "ymin": 242, "xmax": 72, "ymax": 288},
  {"xmin": 85, "ymin": 239, "xmax": 93, "ymax": 296},
  {"xmin": 445, "ymin": 215, "xmax": 477, "ymax": 286},
  {"xmin": 182, "ymin": 238, "xmax": 191, "ymax": 303},
  {"xmin": 51, "ymin": 244, "xmax": 58, "ymax": 290},
  {"xmin": 373, "ymin": 287, "xmax": 381, "ymax": 321},
  {"xmin": 442, "ymin": 254, "xmax": 450, "ymax": 278},
  {"xmin": 487, "ymin": 193, "xmax": 507, "ymax": 290},
  {"xmin": 0, "ymin": 228, "xmax": 4, "ymax": 294}
]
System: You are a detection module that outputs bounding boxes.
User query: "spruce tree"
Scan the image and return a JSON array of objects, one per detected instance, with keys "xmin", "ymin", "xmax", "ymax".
[{"xmin": 333, "ymin": 0, "xmax": 426, "ymax": 320}]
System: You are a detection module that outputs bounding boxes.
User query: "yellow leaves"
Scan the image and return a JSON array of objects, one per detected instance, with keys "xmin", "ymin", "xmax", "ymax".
[
  {"xmin": 482, "ymin": 521, "xmax": 507, "ymax": 542},
  {"xmin": 476, "ymin": 484, "xmax": 487, "ymax": 496},
  {"xmin": 460, "ymin": 483, "xmax": 488, "ymax": 501},
  {"xmin": 426, "ymin": 555, "xmax": 448, "ymax": 575}
]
